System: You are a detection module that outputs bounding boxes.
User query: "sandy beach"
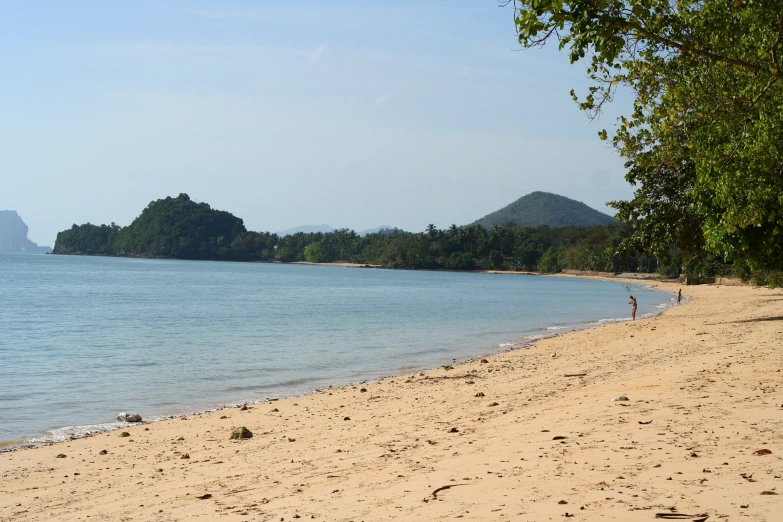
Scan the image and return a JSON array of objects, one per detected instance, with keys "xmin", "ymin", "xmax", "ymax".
[{"xmin": 1, "ymin": 279, "xmax": 781, "ymax": 521}]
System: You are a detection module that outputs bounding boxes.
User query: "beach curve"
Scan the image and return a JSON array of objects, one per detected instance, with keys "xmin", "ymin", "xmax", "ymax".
[{"xmin": 1, "ymin": 279, "xmax": 781, "ymax": 521}]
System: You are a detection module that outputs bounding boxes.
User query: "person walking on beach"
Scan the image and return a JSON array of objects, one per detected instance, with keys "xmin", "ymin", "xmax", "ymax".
[
  {"xmin": 677, "ymin": 289, "xmax": 682, "ymax": 304},
  {"xmin": 629, "ymin": 295, "xmax": 638, "ymax": 320}
]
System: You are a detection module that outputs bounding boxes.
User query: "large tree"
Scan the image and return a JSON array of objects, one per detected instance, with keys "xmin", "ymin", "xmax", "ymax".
[{"xmin": 512, "ymin": 0, "xmax": 783, "ymax": 280}]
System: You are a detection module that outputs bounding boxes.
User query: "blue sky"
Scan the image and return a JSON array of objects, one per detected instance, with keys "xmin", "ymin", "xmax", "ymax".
[{"xmin": 1, "ymin": 1, "xmax": 633, "ymax": 246}]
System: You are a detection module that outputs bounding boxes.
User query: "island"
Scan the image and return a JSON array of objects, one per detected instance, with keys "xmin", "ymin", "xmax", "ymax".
[{"xmin": 0, "ymin": 210, "xmax": 51, "ymax": 253}]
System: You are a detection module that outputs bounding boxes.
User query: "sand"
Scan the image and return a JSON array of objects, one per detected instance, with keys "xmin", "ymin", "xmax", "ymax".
[{"xmin": 1, "ymin": 279, "xmax": 781, "ymax": 521}]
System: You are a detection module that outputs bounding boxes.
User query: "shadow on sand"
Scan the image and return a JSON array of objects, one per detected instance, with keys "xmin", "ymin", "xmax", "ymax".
[{"xmin": 729, "ymin": 315, "xmax": 783, "ymax": 323}]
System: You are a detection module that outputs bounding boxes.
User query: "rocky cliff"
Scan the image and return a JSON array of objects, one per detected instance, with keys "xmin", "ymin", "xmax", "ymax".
[{"xmin": 0, "ymin": 211, "xmax": 51, "ymax": 253}]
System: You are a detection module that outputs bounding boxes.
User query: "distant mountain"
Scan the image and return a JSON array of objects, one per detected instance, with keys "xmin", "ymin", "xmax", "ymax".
[
  {"xmin": 277, "ymin": 224, "xmax": 334, "ymax": 236},
  {"xmin": 357, "ymin": 225, "xmax": 398, "ymax": 236},
  {"xmin": 473, "ymin": 192, "xmax": 614, "ymax": 228},
  {"xmin": 0, "ymin": 211, "xmax": 51, "ymax": 253}
]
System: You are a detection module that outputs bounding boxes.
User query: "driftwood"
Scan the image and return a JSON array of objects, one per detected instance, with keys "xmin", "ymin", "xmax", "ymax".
[
  {"xmin": 654, "ymin": 515, "xmax": 708, "ymax": 521},
  {"xmin": 431, "ymin": 483, "xmax": 468, "ymax": 499}
]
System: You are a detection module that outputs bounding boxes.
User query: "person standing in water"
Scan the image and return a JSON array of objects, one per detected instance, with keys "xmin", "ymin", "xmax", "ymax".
[
  {"xmin": 677, "ymin": 289, "xmax": 682, "ymax": 304},
  {"xmin": 629, "ymin": 295, "xmax": 638, "ymax": 320}
]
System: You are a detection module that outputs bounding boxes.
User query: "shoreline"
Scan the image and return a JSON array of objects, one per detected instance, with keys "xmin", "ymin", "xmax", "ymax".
[
  {"xmin": 4, "ymin": 280, "xmax": 781, "ymax": 520},
  {"xmin": 0, "ymin": 275, "xmax": 673, "ymax": 452},
  {"xmin": 46, "ymin": 251, "xmax": 672, "ymax": 280}
]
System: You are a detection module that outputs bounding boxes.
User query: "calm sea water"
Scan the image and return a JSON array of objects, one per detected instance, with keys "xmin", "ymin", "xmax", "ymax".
[{"xmin": 0, "ymin": 253, "xmax": 673, "ymax": 446}]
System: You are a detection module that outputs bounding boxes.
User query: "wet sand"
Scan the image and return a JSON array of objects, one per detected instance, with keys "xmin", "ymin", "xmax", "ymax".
[{"xmin": 1, "ymin": 279, "xmax": 781, "ymax": 521}]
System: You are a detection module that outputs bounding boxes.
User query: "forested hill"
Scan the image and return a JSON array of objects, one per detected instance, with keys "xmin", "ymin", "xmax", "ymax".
[
  {"xmin": 53, "ymin": 193, "xmax": 671, "ymax": 275},
  {"xmin": 474, "ymin": 192, "xmax": 614, "ymax": 228},
  {"xmin": 54, "ymin": 194, "xmax": 247, "ymax": 259}
]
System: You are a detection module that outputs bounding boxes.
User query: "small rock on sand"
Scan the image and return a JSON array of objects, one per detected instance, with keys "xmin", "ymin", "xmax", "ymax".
[
  {"xmin": 230, "ymin": 427, "xmax": 253, "ymax": 440},
  {"xmin": 612, "ymin": 395, "xmax": 630, "ymax": 402},
  {"xmin": 116, "ymin": 412, "xmax": 142, "ymax": 423}
]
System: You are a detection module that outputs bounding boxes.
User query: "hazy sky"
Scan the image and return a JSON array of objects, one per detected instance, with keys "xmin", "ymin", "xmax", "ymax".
[{"xmin": 1, "ymin": 1, "xmax": 635, "ymax": 246}]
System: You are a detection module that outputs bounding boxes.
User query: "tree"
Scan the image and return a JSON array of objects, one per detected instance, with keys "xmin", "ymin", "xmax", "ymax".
[
  {"xmin": 304, "ymin": 242, "xmax": 329, "ymax": 263},
  {"xmin": 512, "ymin": 0, "xmax": 783, "ymax": 281},
  {"xmin": 444, "ymin": 252, "xmax": 476, "ymax": 270},
  {"xmin": 538, "ymin": 247, "xmax": 561, "ymax": 273},
  {"xmin": 609, "ymin": 147, "xmax": 705, "ymax": 268}
]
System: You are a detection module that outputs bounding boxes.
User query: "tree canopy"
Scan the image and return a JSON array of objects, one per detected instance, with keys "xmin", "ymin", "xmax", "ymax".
[{"xmin": 512, "ymin": 0, "xmax": 783, "ymax": 284}]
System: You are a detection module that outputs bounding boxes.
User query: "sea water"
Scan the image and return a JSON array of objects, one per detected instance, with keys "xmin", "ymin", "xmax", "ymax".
[{"xmin": 0, "ymin": 253, "xmax": 674, "ymax": 446}]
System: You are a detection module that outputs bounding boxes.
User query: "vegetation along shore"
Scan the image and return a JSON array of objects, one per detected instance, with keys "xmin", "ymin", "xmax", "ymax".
[{"xmin": 52, "ymin": 192, "xmax": 779, "ymax": 286}]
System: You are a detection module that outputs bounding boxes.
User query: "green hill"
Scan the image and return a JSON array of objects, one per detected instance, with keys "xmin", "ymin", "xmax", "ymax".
[
  {"xmin": 54, "ymin": 193, "xmax": 247, "ymax": 259},
  {"xmin": 473, "ymin": 192, "xmax": 614, "ymax": 228}
]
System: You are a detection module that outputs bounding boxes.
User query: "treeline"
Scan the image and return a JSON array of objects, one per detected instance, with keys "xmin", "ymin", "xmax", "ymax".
[
  {"xmin": 284, "ymin": 222, "xmax": 659, "ymax": 274},
  {"xmin": 54, "ymin": 193, "xmax": 674, "ymax": 274}
]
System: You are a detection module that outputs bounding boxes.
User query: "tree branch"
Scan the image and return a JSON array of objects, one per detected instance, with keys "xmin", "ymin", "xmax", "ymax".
[
  {"xmin": 615, "ymin": 18, "xmax": 783, "ymax": 81},
  {"xmin": 772, "ymin": 11, "xmax": 783, "ymax": 71}
]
